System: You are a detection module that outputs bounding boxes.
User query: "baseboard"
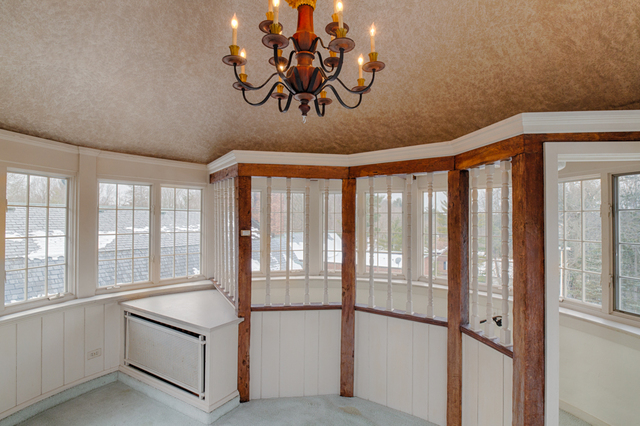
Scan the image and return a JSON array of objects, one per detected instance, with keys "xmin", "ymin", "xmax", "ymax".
[
  {"xmin": 0, "ymin": 371, "xmax": 118, "ymax": 426},
  {"xmin": 560, "ymin": 400, "xmax": 610, "ymax": 426}
]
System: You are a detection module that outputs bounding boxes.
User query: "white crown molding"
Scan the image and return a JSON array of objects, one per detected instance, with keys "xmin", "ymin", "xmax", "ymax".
[
  {"xmin": 0, "ymin": 129, "xmax": 79, "ymax": 154},
  {"xmin": 96, "ymin": 150, "xmax": 207, "ymax": 171},
  {"xmin": 206, "ymin": 110, "xmax": 640, "ymax": 173},
  {"xmin": 78, "ymin": 147, "xmax": 101, "ymax": 157}
]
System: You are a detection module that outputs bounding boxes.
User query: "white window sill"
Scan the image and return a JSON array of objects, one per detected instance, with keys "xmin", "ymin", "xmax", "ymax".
[
  {"xmin": 559, "ymin": 306, "xmax": 640, "ymax": 339},
  {"xmin": 0, "ymin": 279, "xmax": 215, "ymax": 325}
]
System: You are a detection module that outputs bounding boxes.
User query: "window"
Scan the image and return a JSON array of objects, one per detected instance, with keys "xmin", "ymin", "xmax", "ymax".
[
  {"xmin": 98, "ymin": 183, "xmax": 151, "ymax": 287},
  {"xmin": 270, "ymin": 191, "xmax": 305, "ymax": 272},
  {"xmin": 251, "ymin": 191, "xmax": 261, "ymax": 272},
  {"xmin": 160, "ymin": 187, "xmax": 202, "ymax": 280},
  {"xmin": 422, "ymin": 191, "xmax": 448, "ymax": 279},
  {"xmin": 5, "ymin": 172, "xmax": 69, "ymax": 304},
  {"xmin": 323, "ymin": 192, "xmax": 342, "ymax": 273},
  {"xmin": 614, "ymin": 173, "xmax": 640, "ymax": 315},
  {"xmin": 365, "ymin": 192, "xmax": 403, "ymax": 275},
  {"xmin": 558, "ymin": 179, "xmax": 602, "ymax": 305}
]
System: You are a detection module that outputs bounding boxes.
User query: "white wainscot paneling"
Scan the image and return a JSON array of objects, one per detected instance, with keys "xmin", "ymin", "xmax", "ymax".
[
  {"xmin": 42, "ymin": 312, "xmax": 64, "ymax": 394},
  {"xmin": 17, "ymin": 317, "xmax": 42, "ymax": 405},
  {"xmin": 104, "ymin": 303, "xmax": 121, "ymax": 370},
  {"xmin": 0, "ymin": 323, "xmax": 17, "ymax": 413},
  {"xmin": 250, "ymin": 310, "xmax": 340, "ymax": 400},
  {"xmin": 64, "ymin": 307, "xmax": 85, "ymax": 385},
  {"xmin": 355, "ymin": 311, "xmax": 447, "ymax": 426},
  {"xmin": 84, "ymin": 305, "xmax": 104, "ymax": 376},
  {"xmin": 462, "ymin": 334, "xmax": 512, "ymax": 426}
]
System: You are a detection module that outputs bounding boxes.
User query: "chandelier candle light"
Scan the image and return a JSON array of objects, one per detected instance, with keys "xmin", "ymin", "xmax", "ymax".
[{"xmin": 222, "ymin": 0, "xmax": 385, "ymax": 121}]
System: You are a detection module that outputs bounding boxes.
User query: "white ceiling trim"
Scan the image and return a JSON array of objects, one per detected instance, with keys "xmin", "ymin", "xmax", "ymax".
[
  {"xmin": 0, "ymin": 129, "xmax": 79, "ymax": 154},
  {"xmin": 207, "ymin": 111, "xmax": 640, "ymax": 173}
]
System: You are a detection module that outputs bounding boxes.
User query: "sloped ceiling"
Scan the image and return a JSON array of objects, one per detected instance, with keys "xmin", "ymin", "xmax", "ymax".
[{"xmin": 1, "ymin": 0, "xmax": 639, "ymax": 164}]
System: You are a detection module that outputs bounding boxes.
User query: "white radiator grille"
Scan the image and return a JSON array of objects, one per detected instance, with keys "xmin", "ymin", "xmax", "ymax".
[{"xmin": 125, "ymin": 313, "xmax": 205, "ymax": 397}]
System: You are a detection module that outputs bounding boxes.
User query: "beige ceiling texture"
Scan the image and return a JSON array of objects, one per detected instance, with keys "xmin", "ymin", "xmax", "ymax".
[{"xmin": 1, "ymin": 0, "xmax": 639, "ymax": 164}]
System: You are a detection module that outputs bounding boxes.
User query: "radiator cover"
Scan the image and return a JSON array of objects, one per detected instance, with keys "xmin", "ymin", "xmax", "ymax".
[{"xmin": 124, "ymin": 312, "xmax": 206, "ymax": 399}]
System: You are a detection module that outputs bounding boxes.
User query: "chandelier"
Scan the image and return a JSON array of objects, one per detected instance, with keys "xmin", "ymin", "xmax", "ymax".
[{"xmin": 222, "ymin": 0, "xmax": 385, "ymax": 122}]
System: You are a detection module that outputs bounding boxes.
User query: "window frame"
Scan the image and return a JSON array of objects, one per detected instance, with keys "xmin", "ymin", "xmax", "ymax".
[
  {"xmin": 418, "ymin": 188, "xmax": 449, "ymax": 285},
  {"xmin": 2, "ymin": 166, "xmax": 76, "ymax": 314},
  {"xmin": 612, "ymin": 171, "xmax": 640, "ymax": 318},
  {"xmin": 321, "ymin": 190, "xmax": 343, "ymax": 275}
]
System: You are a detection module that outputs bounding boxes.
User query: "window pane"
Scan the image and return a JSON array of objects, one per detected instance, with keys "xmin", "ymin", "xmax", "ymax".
[
  {"xmin": 28, "ymin": 207, "xmax": 47, "ymax": 237},
  {"xmin": 161, "ymin": 256, "xmax": 174, "ymax": 279},
  {"xmin": 49, "ymin": 178, "xmax": 67, "ymax": 207},
  {"xmin": 188, "ymin": 211, "xmax": 201, "ymax": 232},
  {"xmin": 99, "ymin": 183, "xmax": 117, "ymax": 208},
  {"xmin": 134, "ymin": 210, "xmax": 149, "ymax": 233},
  {"xmin": 6, "ymin": 207, "xmax": 27, "ymax": 238},
  {"xmin": 29, "ymin": 175, "xmax": 48, "ymax": 206},
  {"xmin": 585, "ymin": 273, "xmax": 602, "ymax": 305},
  {"xmin": 582, "ymin": 179, "xmax": 600, "ymax": 211},
  {"xmin": 161, "ymin": 233, "xmax": 174, "ymax": 255},
  {"xmin": 175, "ymin": 211, "xmax": 188, "ymax": 232},
  {"xmin": 48, "ymin": 237, "xmax": 66, "ymax": 265},
  {"xmin": 176, "ymin": 189, "xmax": 189, "ymax": 210},
  {"xmin": 188, "ymin": 189, "xmax": 201, "ymax": 210},
  {"xmin": 99, "ymin": 235, "xmax": 116, "ymax": 260},
  {"xmin": 565, "ymin": 269, "xmax": 583, "ymax": 301},
  {"xmin": 620, "ymin": 244, "xmax": 640, "ymax": 279},
  {"xmin": 134, "ymin": 234, "xmax": 149, "ymax": 258},
  {"xmin": 565, "ymin": 241, "xmax": 582, "ymax": 270},
  {"xmin": 618, "ymin": 175, "xmax": 640, "ymax": 210},
  {"xmin": 134, "ymin": 186, "xmax": 150, "ymax": 208},
  {"xmin": 619, "ymin": 211, "xmax": 640, "ymax": 244},
  {"xmin": 7, "ymin": 173, "xmax": 28, "ymax": 205},
  {"xmin": 49, "ymin": 208, "xmax": 66, "ymax": 236},
  {"xmin": 133, "ymin": 258, "xmax": 149, "ymax": 282},
  {"xmin": 5, "ymin": 270, "xmax": 25, "ymax": 304},
  {"xmin": 5, "ymin": 238, "xmax": 26, "ymax": 270},
  {"xmin": 28, "ymin": 238, "xmax": 46, "ymax": 268},
  {"xmin": 118, "ymin": 185, "xmax": 133, "ymax": 208},
  {"xmin": 583, "ymin": 211, "xmax": 601, "ymax": 242},
  {"xmin": 117, "ymin": 234, "xmax": 132, "ymax": 259},
  {"xmin": 117, "ymin": 210, "xmax": 133, "ymax": 234},
  {"xmin": 162, "ymin": 187, "xmax": 174, "ymax": 209},
  {"xmin": 175, "ymin": 233, "xmax": 188, "ymax": 254},
  {"xmin": 565, "ymin": 181, "xmax": 581, "ymax": 211},
  {"xmin": 27, "ymin": 268, "xmax": 46, "ymax": 300},
  {"xmin": 98, "ymin": 261, "xmax": 116, "ymax": 287},
  {"xmin": 99, "ymin": 210, "xmax": 116, "ymax": 234},
  {"xmin": 116, "ymin": 259, "xmax": 132, "ymax": 284},
  {"xmin": 188, "ymin": 254, "xmax": 200, "ymax": 276},
  {"xmin": 188, "ymin": 233, "xmax": 200, "ymax": 253},
  {"xmin": 565, "ymin": 212, "xmax": 581, "ymax": 240},
  {"xmin": 175, "ymin": 255, "xmax": 187, "ymax": 277},
  {"xmin": 619, "ymin": 278, "xmax": 640, "ymax": 315},
  {"xmin": 161, "ymin": 211, "xmax": 175, "ymax": 232},
  {"xmin": 557, "ymin": 183, "xmax": 563, "ymax": 211},
  {"xmin": 48, "ymin": 265, "xmax": 65, "ymax": 295},
  {"xmin": 584, "ymin": 242, "xmax": 601, "ymax": 273},
  {"xmin": 558, "ymin": 212, "xmax": 564, "ymax": 240}
]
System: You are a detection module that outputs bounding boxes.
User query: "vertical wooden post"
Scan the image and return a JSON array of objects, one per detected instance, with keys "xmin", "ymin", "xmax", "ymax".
[
  {"xmin": 235, "ymin": 176, "xmax": 252, "ymax": 402},
  {"xmin": 340, "ymin": 177, "xmax": 356, "ymax": 397},
  {"xmin": 447, "ymin": 169, "xmax": 469, "ymax": 426},
  {"xmin": 512, "ymin": 144, "xmax": 545, "ymax": 424}
]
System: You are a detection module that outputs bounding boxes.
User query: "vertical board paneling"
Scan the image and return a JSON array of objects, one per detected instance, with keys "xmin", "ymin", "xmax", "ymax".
[
  {"xmin": 303, "ymin": 311, "xmax": 320, "ymax": 396},
  {"xmin": 354, "ymin": 311, "xmax": 370, "ymax": 400},
  {"xmin": 84, "ymin": 305, "xmax": 104, "ymax": 377},
  {"xmin": 318, "ymin": 310, "xmax": 340, "ymax": 395},
  {"xmin": 64, "ymin": 307, "xmax": 85, "ymax": 385},
  {"xmin": 104, "ymin": 303, "xmax": 120, "ymax": 370},
  {"xmin": 411, "ymin": 322, "xmax": 429, "ymax": 421},
  {"xmin": 279, "ymin": 311, "xmax": 305, "ymax": 397},
  {"xmin": 503, "ymin": 355, "xmax": 513, "ymax": 426},
  {"xmin": 17, "ymin": 317, "xmax": 42, "ymax": 405},
  {"xmin": 209, "ymin": 323, "xmax": 239, "ymax": 403},
  {"xmin": 260, "ymin": 312, "xmax": 280, "ymax": 398},
  {"xmin": 387, "ymin": 318, "xmax": 412, "ymax": 414},
  {"xmin": 428, "ymin": 325, "xmax": 447, "ymax": 426},
  {"xmin": 462, "ymin": 335, "xmax": 479, "ymax": 426},
  {"xmin": 0, "ymin": 323, "xmax": 17, "ymax": 413},
  {"xmin": 368, "ymin": 314, "xmax": 388, "ymax": 406},
  {"xmin": 478, "ymin": 344, "xmax": 504, "ymax": 426},
  {"xmin": 42, "ymin": 312, "xmax": 64, "ymax": 394},
  {"xmin": 250, "ymin": 312, "xmax": 262, "ymax": 400}
]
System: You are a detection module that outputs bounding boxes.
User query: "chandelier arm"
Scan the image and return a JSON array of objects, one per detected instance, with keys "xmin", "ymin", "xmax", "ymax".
[
  {"xmin": 289, "ymin": 37, "xmax": 302, "ymax": 52},
  {"xmin": 241, "ymin": 83, "xmax": 283, "ymax": 107},
  {"xmin": 315, "ymin": 51, "xmax": 336, "ymax": 74},
  {"xmin": 293, "ymin": 67, "xmax": 304, "ymax": 92},
  {"xmin": 316, "ymin": 37, "xmax": 330, "ymax": 51},
  {"xmin": 274, "ymin": 47, "xmax": 296, "ymax": 93},
  {"xmin": 334, "ymin": 70, "xmax": 377, "ymax": 94},
  {"xmin": 233, "ymin": 66, "xmax": 282, "ymax": 92},
  {"xmin": 322, "ymin": 84, "xmax": 363, "ymax": 110},
  {"xmin": 307, "ymin": 67, "xmax": 322, "ymax": 92},
  {"xmin": 323, "ymin": 48, "xmax": 345, "ymax": 83},
  {"xmin": 283, "ymin": 50, "xmax": 296, "ymax": 72},
  {"xmin": 313, "ymin": 99, "xmax": 326, "ymax": 117},
  {"xmin": 278, "ymin": 93, "xmax": 294, "ymax": 113}
]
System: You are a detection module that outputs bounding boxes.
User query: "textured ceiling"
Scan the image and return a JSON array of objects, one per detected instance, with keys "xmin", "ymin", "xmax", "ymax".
[{"xmin": 1, "ymin": 0, "xmax": 639, "ymax": 164}]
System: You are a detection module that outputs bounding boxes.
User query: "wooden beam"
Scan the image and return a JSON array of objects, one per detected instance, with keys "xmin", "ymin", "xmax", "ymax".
[
  {"xmin": 251, "ymin": 303, "xmax": 342, "ymax": 311},
  {"xmin": 210, "ymin": 164, "xmax": 239, "ymax": 184},
  {"xmin": 530, "ymin": 131, "xmax": 640, "ymax": 143},
  {"xmin": 511, "ymin": 144, "xmax": 545, "ymax": 424},
  {"xmin": 340, "ymin": 177, "xmax": 356, "ymax": 397},
  {"xmin": 454, "ymin": 135, "xmax": 525, "ymax": 171},
  {"xmin": 348, "ymin": 156, "xmax": 454, "ymax": 178},
  {"xmin": 446, "ymin": 169, "xmax": 469, "ymax": 426},
  {"xmin": 237, "ymin": 163, "xmax": 349, "ymax": 180},
  {"xmin": 235, "ymin": 176, "xmax": 252, "ymax": 402},
  {"xmin": 355, "ymin": 305, "xmax": 448, "ymax": 327}
]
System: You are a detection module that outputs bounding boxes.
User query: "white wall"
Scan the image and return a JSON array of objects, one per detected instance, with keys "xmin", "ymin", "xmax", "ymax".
[
  {"xmin": 354, "ymin": 311, "xmax": 447, "ymax": 426},
  {"xmin": 249, "ymin": 310, "xmax": 341, "ymax": 399},
  {"xmin": 462, "ymin": 334, "xmax": 512, "ymax": 426},
  {"xmin": 560, "ymin": 312, "xmax": 640, "ymax": 426},
  {"xmin": 0, "ymin": 301, "xmax": 120, "ymax": 418}
]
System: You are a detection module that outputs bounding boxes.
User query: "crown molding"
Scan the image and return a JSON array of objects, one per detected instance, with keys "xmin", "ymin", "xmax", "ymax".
[
  {"xmin": 96, "ymin": 150, "xmax": 207, "ymax": 171},
  {"xmin": 522, "ymin": 111, "xmax": 640, "ymax": 134},
  {"xmin": 0, "ymin": 129, "xmax": 80, "ymax": 154}
]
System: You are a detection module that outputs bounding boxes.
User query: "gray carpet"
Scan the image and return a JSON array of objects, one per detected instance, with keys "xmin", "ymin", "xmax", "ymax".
[{"xmin": 17, "ymin": 382, "xmax": 434, "ymax": 426}]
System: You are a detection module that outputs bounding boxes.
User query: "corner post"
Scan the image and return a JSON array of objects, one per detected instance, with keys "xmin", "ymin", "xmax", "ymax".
[
  {"xmin": 340, "ymin": 177, "xmax": 356, "ymax": 396},
  {"xmin": 511, "ymin": 142, "xmax": 545, "ymax": 424},
  {"xmin": 236, "ymin": 176, "xmax": 252, "ymax": 402},
  {"xmin": 447, "ymin": 169, "xmax": 469, "ymax": 425}
]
